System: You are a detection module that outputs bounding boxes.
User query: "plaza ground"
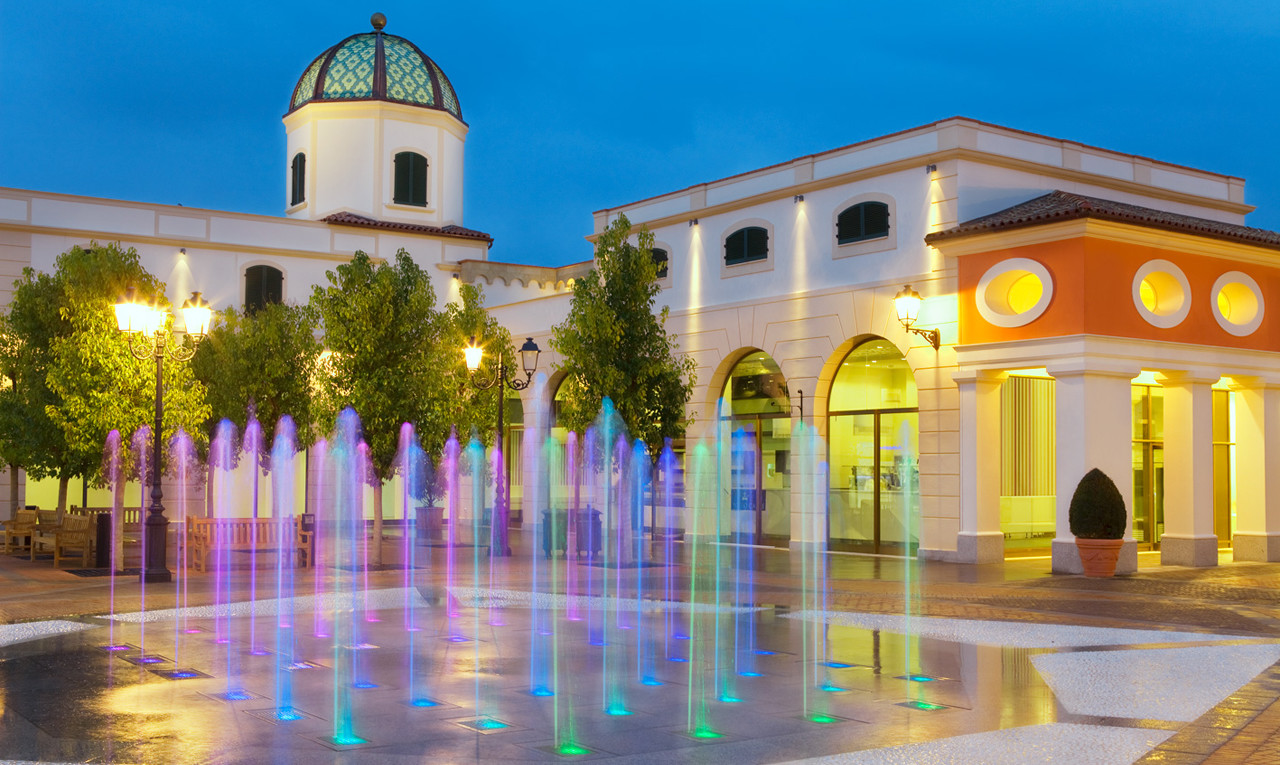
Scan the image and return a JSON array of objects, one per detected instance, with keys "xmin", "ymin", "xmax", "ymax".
[{"xmin": 0, "ymin": 533, "xmax": 1278, "ymax": 764}]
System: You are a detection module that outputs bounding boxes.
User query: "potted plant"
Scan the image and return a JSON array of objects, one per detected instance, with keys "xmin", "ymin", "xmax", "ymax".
[
  {"xmin": 1069, "ymin": 467, "xmax": 1127, "ymax": 577},
  {"xmin": 412, "ymin": 456, "xmax": 447, "ymax": 544}
]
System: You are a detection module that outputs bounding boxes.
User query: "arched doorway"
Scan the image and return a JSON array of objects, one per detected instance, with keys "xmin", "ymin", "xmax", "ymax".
[
  {"xmin": 721, "ymin": 350, "xmax": 792, "ymax": 547},
  {"xmin": 827, "ymin": 338, "xmax": 919, "ymax": 554}
]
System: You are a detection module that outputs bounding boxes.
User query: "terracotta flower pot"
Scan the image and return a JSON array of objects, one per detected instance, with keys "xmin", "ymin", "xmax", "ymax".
[{"xmin": 1075, "ymin": 538, "xmax": 1123, "ymax": 577}]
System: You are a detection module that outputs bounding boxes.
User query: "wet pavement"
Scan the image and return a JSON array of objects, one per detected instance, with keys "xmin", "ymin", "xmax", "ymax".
[{"xmin": 0, "ymin": 535, "xmax": 1277, "ymax": 764}]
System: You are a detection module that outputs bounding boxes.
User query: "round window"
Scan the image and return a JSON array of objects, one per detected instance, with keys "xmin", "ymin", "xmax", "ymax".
[
  {"xmin": 1211, "ymin": 271, "xmax": 1264, "ymax": 337},
  {"xmin": 1132, "ymin": 260, "xmax": 1191, "ymax": 328},
  {"xmin": 975, "ymin": 258, "xmax": 1053, "ymax": 328}
]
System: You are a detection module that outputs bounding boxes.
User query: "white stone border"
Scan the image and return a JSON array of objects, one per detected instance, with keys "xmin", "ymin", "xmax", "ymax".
[
  {"xmin": 1132, "ymin": 259, "xmax": 1191, "ymax": 329},
  {"xmin": 1211, "ymin": 270, "xmax": 1265, "ymax": 337},
  {"xmin": 975, "ymin": 257, "xmax": 1053, "ymax": 328}
]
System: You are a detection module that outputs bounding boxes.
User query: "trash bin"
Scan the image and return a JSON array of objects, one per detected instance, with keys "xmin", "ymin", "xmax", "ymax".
[
  {"xmin": 95, "ymin": 512, "xmax": 111, "ymax": 568},
  {"xmin": 575, "ymin": 506, "xmax": 602, "ymax": 560},
  {"xmin": 541, "ymin": 509, "xmax": 568, "ymax": 558}
]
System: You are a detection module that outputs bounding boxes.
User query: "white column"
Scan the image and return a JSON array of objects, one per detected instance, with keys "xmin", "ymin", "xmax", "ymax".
[
  {"xmin": 1159, "ymin": 372, "xmax": 1218, "ymax": 567},
  {"xmin": 954, "ymin": 369, "xmax": 1004, "ymax": 564},
  {"xmin": 1047, "ymin": 362, "xmax": 1139, "ymax": 575},
  {"xmin": 1231, "ymin": 378, "xmax": 1280, "ymax": 560}
]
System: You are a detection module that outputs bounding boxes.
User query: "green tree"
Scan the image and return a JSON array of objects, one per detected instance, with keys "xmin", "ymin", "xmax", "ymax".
[
  {"xmin": 43, "ymin": 243, "xmax": 211, "ymax": 507},
  {"xmin": 551, "ymin": 214, "xmax": 697, "ymax": 458},
  {"xmin": 0, "ymin": 268, "xmax": 68, "ymax": 514},
  {"xmin": 436, "ymin": 282, "xmax": 513, "ymax": 451},
  {"xmin": 311, "ymin": 250, "xmax": 443, "ymax": 564},
  {"xmin": 191, "ymin": 301, "xmax": 323, "ymax": 460}
]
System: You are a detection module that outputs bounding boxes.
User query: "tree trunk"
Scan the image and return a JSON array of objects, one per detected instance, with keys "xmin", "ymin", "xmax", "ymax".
[
  {"xmin": 57, "ymin": 475, "xmax": 69, "ymax": 514},
  {"xmin": 371, "ymin": 480, "xmax": 384, "ymax": 567},
  {"xmin": 8, "ymin": 463, "xmax": 19, "ymax": 520}
]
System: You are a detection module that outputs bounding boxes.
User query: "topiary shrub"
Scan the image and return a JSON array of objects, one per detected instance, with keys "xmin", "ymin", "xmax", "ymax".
[{"xmin": 1068, "ymin": 468, "xmax": 1126, "ymax": 539}]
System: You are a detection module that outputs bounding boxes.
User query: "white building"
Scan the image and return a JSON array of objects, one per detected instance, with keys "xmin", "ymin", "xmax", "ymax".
[{"xmin": 4, "ymin": 16, "xmax": 1278, "ymax": 573}]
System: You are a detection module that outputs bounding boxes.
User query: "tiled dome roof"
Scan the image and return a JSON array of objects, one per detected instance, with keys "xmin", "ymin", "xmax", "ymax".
[{"xmin": 288, "ymin": 15, "xmax": 462, "ymax": 121}]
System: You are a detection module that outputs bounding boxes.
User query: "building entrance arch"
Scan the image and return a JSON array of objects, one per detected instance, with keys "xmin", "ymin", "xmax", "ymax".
[
  {"xmin": 826, "ymin": 338, "xmax": 919, "ymax": 554},
  {"xmin": 720, "ymin": 350, "xmax": 792, "ymax": 547}
]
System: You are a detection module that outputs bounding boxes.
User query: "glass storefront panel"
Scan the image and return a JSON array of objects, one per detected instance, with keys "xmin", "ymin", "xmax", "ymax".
[
  {"xmin": 761, "ymin": 417, "xmax": 792, "ymax": 540},
  {"xmin": 1132, "ymin": 381, "xmax": 1165, "ymax": 548},
  {"xmin": 826, "ymin": 338, "xmax": 918, "ymax": 554}
]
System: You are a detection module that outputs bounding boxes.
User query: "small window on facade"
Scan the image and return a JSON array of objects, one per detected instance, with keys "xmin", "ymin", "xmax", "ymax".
[
  {"xmin": 837, "ymin": 201, "xmax": 890, "ymax": 244},
  {"xmin": 393, "ymin": 151, "xmax": 428, "ymax": 207},
  {"xmin": 725, "ymin": 227, "xmax": 768, "ymax": 266},
  {"xmin": 290, "ymin": 153, "xmax": 306, "ymax": 206},
  {"xmin": 651, "ymin": 248, "xmax": 669, "ymax": 279},
  {"xmin": 244, "ymin": 265, "xmax": 284, "ymax": 314}
]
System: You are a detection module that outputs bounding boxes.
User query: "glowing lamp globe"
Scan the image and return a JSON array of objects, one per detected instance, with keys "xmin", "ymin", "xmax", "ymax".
[
  {"xmin": 181, "ymin": 292, "xmax": 213, "ymax": 339},
  {"xmin": 519, "ymin": 337, "xmax": 540, "ymax": 376},
  {"xmin": 463, "ymin": 337, "xmax": 483, "ymax": 372},
  {"xmin": 894, "ymin": 284, "xmax": 923, "ymax": 329}
]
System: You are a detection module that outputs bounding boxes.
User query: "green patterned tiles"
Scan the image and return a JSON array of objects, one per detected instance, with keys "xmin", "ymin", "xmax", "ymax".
[
  {"xmin": 321, "ymin": 34, "xmax": 378, "ymax": 100},
  {"xmin": 383, "ymin": 38, "xmax": 434, "ymax": 105},
  {"xmin": 292, "ymin": 55, "xmax": 325, "ymax": 110},
  {"xmin": 289, "ymin": 32, "xmax": 463, "ymax": 120}
]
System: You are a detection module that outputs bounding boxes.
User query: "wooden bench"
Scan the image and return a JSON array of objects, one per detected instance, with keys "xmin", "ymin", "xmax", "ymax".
[
  {"xmin": 29, "ymin": 509, "xmax": 64, "ymax": 560},
  {"xmin": 67, "ymin": 506, "xmax": 142, "ymax": 535},
  {"xmin": 1, "ymin": 509, "xmax": 37, "ymax": 554},
  {"xmin": 52, "ymin": 515, "xmax": 94, "ymax": 568},
  {"xmin": 187, "ymin": 517, "xmax": 312, "ymax": 572}
]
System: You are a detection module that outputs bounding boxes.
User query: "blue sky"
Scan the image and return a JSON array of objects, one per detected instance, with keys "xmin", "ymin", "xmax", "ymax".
[{"xmin": 3, "ymin": 1, "xmax": 1278, "ymax": 266}]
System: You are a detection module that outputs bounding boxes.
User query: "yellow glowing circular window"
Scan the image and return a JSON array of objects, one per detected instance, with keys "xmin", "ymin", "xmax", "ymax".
[
  {"xmin": 1132, "ymin": 260, "xmax": 1190, "ymax": 329},
  {"xmin": 1212, "ymin": 272, "xmax": 1264, "ymax": 336},
  {"xmin": 976, "ymin": 258, "xmax": 1053, "ymax": 328}
]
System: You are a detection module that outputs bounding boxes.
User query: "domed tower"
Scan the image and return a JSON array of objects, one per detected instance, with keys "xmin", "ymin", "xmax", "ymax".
[{"xmin": 283, "ymin": 13, "xmax": 467, "ymax": 226}]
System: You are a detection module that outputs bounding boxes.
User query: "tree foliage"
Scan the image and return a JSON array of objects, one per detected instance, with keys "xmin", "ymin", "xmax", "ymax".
[
  {"xmin": 436, "ymin": 282, "xmax": 512, "ymax": 452},
  {"xmin": 191, "ymin": 301, "xmax": 322, "ymax": 462},
  {"xmin": 0, "ymin": 268, "xmax": 69, "ymax": 485},
  {"xmin": 311, "ymin": 250, "xmax": 444, "ymax": 483},
  {"xmin": 41, "ymin": 243, "xmax": 210, "ymax": 489},
  {"xmin": 551, "ymin": 214, "xmax": 696, "ymax": 457}
]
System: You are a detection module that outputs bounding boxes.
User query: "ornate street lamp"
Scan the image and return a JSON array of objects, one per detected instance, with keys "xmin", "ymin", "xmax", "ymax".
[
  {"xmin": 463, "ymin": 336, "xmax": 540, "ymax": 556},
  {"xmin": 893, "ymin": 284, "xmax": 940, "ymax": 350},
  {"xmin": 114, "ymin": 287, "xmax": 212, "ymax": 583}
]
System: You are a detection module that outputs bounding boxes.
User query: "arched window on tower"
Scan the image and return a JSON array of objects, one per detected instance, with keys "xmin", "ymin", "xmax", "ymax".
[
  {"xmin": 836, "ymin": 201, "xmax": 890, "ymax": 244},
  {"xmin": 290, "ymin": 152, "xmax": 306, "ymax": 206},
  {"xmin": 393, "ymin": 151, "xmax": 428, "ymax": 207},
  {"xmin": 244, "ymin": 265, "xmax": 283, "ymax": 314}
]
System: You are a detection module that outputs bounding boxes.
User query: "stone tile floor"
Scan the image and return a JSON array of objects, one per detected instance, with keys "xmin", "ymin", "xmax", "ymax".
[{"xmin": 0, "ymin": 537, "xmax": 1276, "ymax": 764}]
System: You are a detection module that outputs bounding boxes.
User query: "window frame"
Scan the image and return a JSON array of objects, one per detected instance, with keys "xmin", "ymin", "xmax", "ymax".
[
  {"xmin": 392, "ymin": 150, "xmax": 429, "ymax": 207},
  {"xmin": 831, "ymin": 193, "xmax": 897, "ymax": 260},
  {"xmin": 243, "ymin": 263, "xmax": 285, "ymax": 314},
  {"xmin": 719, "ymin": 219, "xmax": 775, "ymax": 278},
  {"xmin": 651, "ymin": 242, "xmax": 672, "ymax": 288},
  {"xmin": 290, "ymin": 152, "xmax": 306, "ymax": 207}
]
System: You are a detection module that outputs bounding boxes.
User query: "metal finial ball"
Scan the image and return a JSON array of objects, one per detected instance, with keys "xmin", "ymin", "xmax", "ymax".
[{"xmin": 371, "ymin": 12, "xmax": 387, "ymax": 31}]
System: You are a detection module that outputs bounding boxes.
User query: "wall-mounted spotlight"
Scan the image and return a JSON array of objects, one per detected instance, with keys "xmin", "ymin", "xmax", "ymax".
[
  {"xmin": 925, "ymin": 164, "xmax": 937, "ymax": 174},
  {"xmin": 689, "ymin": 218, "xmax": 699, "ymax": 227},
  {"xmin": 894, "ymin": 284, "xmax": 940, "ymax": 350},
  {"xmin": 179, "ymin": 248, "xmax": 186, "ymax": 256},
  {"xmin": 793, "ymin": 194, "xmax": 804, "ymax": 203}
]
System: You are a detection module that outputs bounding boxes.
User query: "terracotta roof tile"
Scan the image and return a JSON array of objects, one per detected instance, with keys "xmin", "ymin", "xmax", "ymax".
[
  {"xmin": 924, "ymin": 190, "xmax": 1280, "ymax": 251},
  {"xmin": 323, "ymin": 211, "xmax": 493, "ymax": 244}
]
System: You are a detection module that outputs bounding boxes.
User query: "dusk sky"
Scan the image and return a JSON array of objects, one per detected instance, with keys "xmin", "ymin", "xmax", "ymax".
[{"xmin": 3, "ymin": 1, "xmax": 1278, "ymax": 267}]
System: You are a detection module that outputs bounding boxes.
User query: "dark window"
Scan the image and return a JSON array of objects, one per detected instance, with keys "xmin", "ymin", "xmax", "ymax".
[
  {"xmin": 393, "ymin": 151, "xmax": 428, "ymax": 207},
  {"xmin": 725, "ymin": 227, "xmax": 768, "ymax": 266},
  {"xmin": 244, "ymin": 265, "xmax": 283, "ymax": 314},
  {"xmin": 837, "ymin": 201, "xmax": 890, "ymax": 244},
  {"xmin": 290, "ymin": 152, "xmax": 306, "ymax": 206},
  {"xmin": 651, "ymin": 247, "xmax": 669, "ymax": 279}
]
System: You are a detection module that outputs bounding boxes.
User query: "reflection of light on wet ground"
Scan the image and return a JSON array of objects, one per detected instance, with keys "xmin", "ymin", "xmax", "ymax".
[
  {"xmin": 777, "ymin": 723, "xmax": 1174, "ymax": 764},
  {"xmin": 784, "ymin": 610, "xmax": 1252, "ymax": 648}
]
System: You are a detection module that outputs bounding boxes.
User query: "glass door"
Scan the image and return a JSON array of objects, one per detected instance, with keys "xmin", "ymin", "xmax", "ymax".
[
  {"xmin": 879, "ymin": 412, "xmax": 919, "ymax": 556},
  {"xmin": 760, "ymin": 416, "xmax": 792, "ymax": 545},
  {"xmin": 1131, "ymin": 384, "xmax": 1164, "ymax": 549}
]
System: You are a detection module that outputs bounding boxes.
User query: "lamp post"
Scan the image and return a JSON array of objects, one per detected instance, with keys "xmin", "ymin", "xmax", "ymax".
[
  {"xmin": 893, "ymin": 284, "xmax": 940, "ymax": 350},
  {"xmin": 114, "ymin": 287, "xmax": 212, "ymax": 583},
  {"xmin": 463, "ymin": 336, "xmax": 540, "ymax": 556}
]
